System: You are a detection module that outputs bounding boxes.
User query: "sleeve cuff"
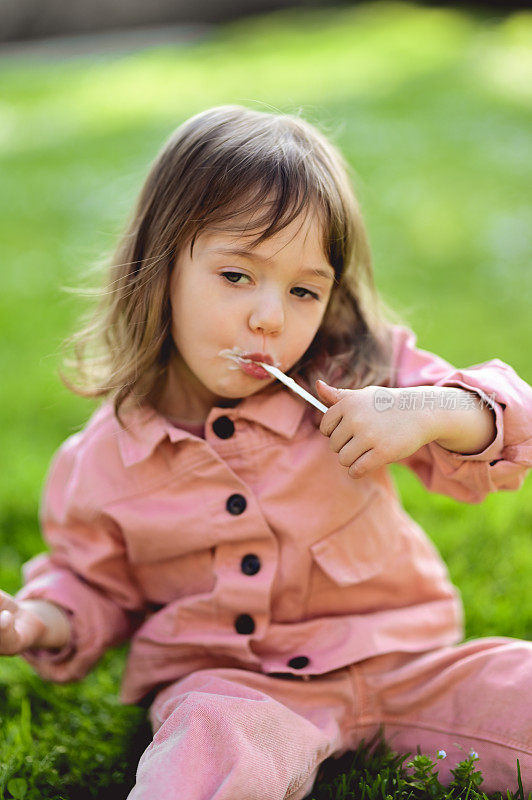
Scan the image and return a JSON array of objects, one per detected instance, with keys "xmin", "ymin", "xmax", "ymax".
[
  {"xmin": 15, "ymin": 557, "xmax": 133, "ymax": 683},
  {"xmin": 432, "ymin": 378, "xmax": 505, "ymax": 464}
]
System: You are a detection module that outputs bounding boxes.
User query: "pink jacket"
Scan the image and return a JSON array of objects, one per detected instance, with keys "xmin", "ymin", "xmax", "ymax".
[{"xmin": 16, "ymin": 326, "xmax": 532, "ymax": 704}]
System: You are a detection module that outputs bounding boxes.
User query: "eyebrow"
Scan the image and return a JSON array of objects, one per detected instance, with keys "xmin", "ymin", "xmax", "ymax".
[{"xmin": 205, "ymin": 247, "xmax": 335, "ymax": 284}]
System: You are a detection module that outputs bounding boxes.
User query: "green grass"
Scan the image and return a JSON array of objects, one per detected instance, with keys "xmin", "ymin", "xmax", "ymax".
[
  {"xmin": 310, "ymin": 735, "xmax": 529, "ymax": 800},
  {"xmin": 0, "ymin": 2, "xmax": 531, "ymax": 797},
  {"xmin": 0, "ymin": 649, "xmax": 150, "ymax": 799}
]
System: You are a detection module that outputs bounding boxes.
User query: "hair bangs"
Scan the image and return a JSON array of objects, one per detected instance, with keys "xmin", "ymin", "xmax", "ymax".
[{"xmin": 189, "ymin": 153, "xmax": 321, "ymax": 258}]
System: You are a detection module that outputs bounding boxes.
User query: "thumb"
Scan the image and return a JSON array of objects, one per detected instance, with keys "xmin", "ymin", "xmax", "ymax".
[{"xmin": 315, "ymin": 379, "xmax": 342, "ymax": 406}]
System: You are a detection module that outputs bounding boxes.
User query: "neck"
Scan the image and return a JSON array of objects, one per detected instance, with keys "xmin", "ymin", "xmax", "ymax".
[
  {"xmin": 156, "ymin": 349, "xmax": 248, "ymax": 424},
  {"xmin": 155, "ymin": 356, "xmax": 211, "ymax": 424}
]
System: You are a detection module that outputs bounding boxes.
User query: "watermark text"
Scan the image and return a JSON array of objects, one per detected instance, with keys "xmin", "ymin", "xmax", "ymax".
[{"xmin": 373, "ymin": 387, "xmax": 496, "ymax": 412}]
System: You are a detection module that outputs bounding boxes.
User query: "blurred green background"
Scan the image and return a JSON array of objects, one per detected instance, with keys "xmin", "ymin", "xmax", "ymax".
[
  {"xmin": 0, "ymin": 2, "xmax": 531, "ymax": 793},
  {"xmin": 1, "ymin": 0, "xmax": 531, "ymax": 634}
]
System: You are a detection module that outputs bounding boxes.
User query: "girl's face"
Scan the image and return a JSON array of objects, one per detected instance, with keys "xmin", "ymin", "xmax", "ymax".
[{"xmin": 163, "ymin": 208, "xmax": 335, "ymax": 422}]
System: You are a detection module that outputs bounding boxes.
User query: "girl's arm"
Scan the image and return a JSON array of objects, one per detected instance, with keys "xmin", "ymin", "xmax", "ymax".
[
  {"xmin": 316, "ymin": 325, "xmax": 532, "ymax": 503},
  {"xmin": 389, "ymin": 325, "xmax": 532, "ymax": 502},
  {"xmin": 431, "ymin": 388, "xmax": 496, "ymax": 454},
  {"xmin": 14, "ymin": 431, "xmax": 146, "ymax": 683}
]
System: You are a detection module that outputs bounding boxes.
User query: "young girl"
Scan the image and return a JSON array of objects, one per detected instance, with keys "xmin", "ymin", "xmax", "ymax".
[{"xmin": 1, "ymin": 105, "xmax": 531, "ymax": 800}]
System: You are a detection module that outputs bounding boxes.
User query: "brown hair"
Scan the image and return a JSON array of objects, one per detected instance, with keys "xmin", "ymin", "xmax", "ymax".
[{"xmin": 62, "ymin": 105, "xmax": 408, "ymax": 423}]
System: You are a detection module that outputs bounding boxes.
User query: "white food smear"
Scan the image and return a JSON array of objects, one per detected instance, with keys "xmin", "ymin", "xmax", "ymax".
[
  {"xmin": 218, "ymin": 348, "xmax": 281, "ymax": 370},
  {"xmin": 218, "ymin": 348, "xmax": 248, "ymax": 370}
]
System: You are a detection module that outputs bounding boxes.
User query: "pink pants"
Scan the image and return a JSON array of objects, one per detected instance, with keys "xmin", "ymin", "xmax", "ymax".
[{"xmin": 127, "ymin": 637, "xmax": 532, "ymax": 799}]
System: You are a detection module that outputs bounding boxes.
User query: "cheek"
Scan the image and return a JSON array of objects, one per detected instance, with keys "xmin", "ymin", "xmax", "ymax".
[
  {"xmin": 296, "ymin": 307, "xmax": 325, "ymax": 345},
  {"xmin": 283, "ymin": 315, "xmax": 321, "ymax": 365},
  {"xmin": 171, "ymin": 305, "xmax": 200, "ymax": 354},
  {"xmin": 171, "ymin": 279, "xmax": 212, "ymax": 333},
  {"xmin": 172, "ymin": 298, "xmax": 235, "ymax": 355}
]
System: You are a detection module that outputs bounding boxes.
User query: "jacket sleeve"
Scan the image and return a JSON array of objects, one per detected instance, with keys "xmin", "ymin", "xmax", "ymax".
[
  {"xmin": 15, "ymin": 436, "xmax": 146, "ymax": 683},
  {"xmin": 391, "ymin": 325, "xmax": 532, "ymax": 503}
]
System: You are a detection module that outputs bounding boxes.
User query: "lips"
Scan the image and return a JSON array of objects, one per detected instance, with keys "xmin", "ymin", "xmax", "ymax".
[
  {"xmin": 218, "ymin": 348, "xmax": 278, "ymax": 380},
  {"xmin": 236, "ymin": 353, "xmax": 271, "ymax": 380},
  {"xmin": 241, "ymin": 352, "xmax": 274, "ymax": 365}
]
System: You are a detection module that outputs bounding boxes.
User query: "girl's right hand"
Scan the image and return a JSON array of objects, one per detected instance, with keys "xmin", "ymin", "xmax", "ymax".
[{"xmin": 0, "ymin": 590, "xmax": 47, "ymax": 655}]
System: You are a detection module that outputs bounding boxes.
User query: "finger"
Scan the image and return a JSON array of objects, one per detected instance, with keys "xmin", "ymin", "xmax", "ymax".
[
  {"xmin": 315, "ymin": 380, "xmax": 341, "ymax": 408},
  {"xmin": 0, "ymin": 609, "xmax": 12, "ymax": 629},
  {"xmin": 337, "ymin": 437, "xmax": 361, "ymax": 468},
  {"xmin": 319, "ymin": 407, "xmax": 344, "ymax": 438},
  {"xmin": 0, "ymin": 610, "xmax": 22, "ymax": 654},
  {"xmin": 329, "ymin": 425, "xmax": 355, "ymax": 455},
  {"xmin": 14, "ymin": 612, "xmax": 44, "ymax": 650},
  {"xmin": 0, "ymin": 607, "xmax": 43, "ymax": 654},
  {"xmin": 348, "ymin": 449, "xmax": 377, "ymax": 479},
  {"xmin": 0, "ymin": 590, "xmax": 18, "ymax": 614}
]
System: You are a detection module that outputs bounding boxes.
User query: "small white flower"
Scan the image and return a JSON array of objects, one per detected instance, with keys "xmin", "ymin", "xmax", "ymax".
[
  {"xmin": 469, "ymin": 750, "xmax": 479, "ymax": 760},
  {"xmin": 437, "ymin": 749, "xmax": 447, "ymax": 759}
]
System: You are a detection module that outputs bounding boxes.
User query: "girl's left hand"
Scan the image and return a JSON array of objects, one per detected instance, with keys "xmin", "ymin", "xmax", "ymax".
[{"xmin": 315, "ymin": 379, "xmax": 436, "ymax": 479}]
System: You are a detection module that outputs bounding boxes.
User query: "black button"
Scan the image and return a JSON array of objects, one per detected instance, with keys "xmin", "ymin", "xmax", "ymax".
[
  {"xmin": 226, "ymin": 494, "xmax": 247, "ymax": 515},
  {"xmin": 241, "ymin": 554, "xmax": 261, "ymax": 575},
  {"xmin": 212, "ymin": 416, "xmax": 235, "ymax": 439},
  {"xmin": 288, "ymin": 656, "xmax": 309, "ymax": 669},
  {"xmin": 235, "ymin": 614, "xmax": 255, "ymax": 634}
]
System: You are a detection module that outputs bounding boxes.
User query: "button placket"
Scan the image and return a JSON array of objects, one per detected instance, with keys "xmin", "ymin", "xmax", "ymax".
[
  {"xmin": 211, "ymin": 491, "xmax": 277, "ymax": 654},
  {"xmin": 225, "ymin": 498, "xmax": 257, "ymax": 636},
  {"xmin": 234, "ymin": 552, "xmax": 260, "ymax": 636}
]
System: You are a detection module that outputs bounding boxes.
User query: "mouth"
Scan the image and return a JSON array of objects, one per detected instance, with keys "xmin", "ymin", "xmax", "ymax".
[{"xmin": 219, "ymin": 348, "xmax": 279, "ymax": 380}]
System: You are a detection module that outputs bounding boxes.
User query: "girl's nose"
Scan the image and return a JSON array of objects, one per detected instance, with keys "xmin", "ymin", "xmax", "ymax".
[{"xmin": 248, "ymin": 291, "xmax": 285, "ymax": 335}]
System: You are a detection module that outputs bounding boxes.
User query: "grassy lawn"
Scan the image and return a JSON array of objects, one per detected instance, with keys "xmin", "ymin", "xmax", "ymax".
[{"xmin": 1, "ymin": 2, "xmax": 531, "ymax": 797}]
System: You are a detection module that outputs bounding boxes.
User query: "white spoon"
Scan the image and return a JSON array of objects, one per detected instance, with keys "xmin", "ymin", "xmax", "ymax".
[{"xmin": 254, "ymin": 361, "xmax": 328, "ymax": 413}]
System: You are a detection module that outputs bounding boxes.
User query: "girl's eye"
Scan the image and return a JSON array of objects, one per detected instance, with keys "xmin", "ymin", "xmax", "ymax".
[
  {"xmin": 221, "ymin": 271, "xmax": 249, "ymax": 284},
  {"xmin": 291, "ymin": 286, "xmax": 320, "ymax": 301},
  {"xmin": 221, "ymin": 271, "xmax": 320, "ymax": 301}
]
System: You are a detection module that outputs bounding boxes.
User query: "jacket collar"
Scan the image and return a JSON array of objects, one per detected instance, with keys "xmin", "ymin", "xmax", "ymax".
[{"xmin": 117, "ymin": 385, "xmax": 310, "ymax": 467}]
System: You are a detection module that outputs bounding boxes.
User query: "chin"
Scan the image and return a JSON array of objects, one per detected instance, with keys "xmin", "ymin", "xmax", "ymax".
[{"xmin": 212, "ymin": 377, "xmax": 274, "ymax": 400}]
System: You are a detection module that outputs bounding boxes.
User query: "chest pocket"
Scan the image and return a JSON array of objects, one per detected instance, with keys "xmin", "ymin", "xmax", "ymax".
[{"xmin": 309, "ymin": 484, "xmax": 401, "ymax": 585}]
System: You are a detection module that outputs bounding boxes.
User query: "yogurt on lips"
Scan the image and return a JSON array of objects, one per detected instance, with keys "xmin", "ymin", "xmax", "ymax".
[{"xmin": 218, "ymin": 348, "xmax": 280, "ymax": 380}]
